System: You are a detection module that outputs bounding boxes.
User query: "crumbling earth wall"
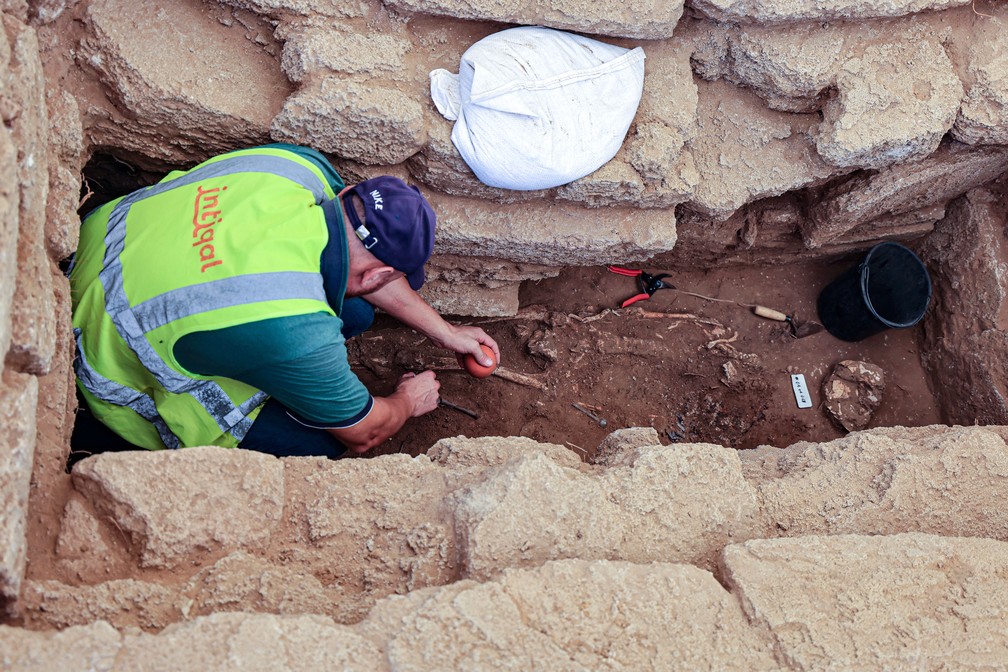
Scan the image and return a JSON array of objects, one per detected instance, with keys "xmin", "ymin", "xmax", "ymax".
[{"xmin": 0, "ymin": 0, "xmax": 1007, "ymax": 667}]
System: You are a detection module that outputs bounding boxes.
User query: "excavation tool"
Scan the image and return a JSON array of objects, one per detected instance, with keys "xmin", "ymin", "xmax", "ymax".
[
  {"xmin": 572, "ymin": 402, "xmax": 607, "ymax": 427},
  {"xmin": 438, "ymin": 397, "xmax": 479, "ymax": 419},
  {"xmin": 608, "ymin": 266, "xmax": 824, "ymax": 338}
]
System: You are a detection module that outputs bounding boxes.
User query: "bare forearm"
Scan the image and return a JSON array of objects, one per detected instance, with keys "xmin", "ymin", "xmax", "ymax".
[
  {"xmin": 327, "ymin": 370, "xmax": 441, "ymax": 453},
  {"xmin": 327, "ymin": 394, "xmax": 412, "ymax": 453},
  {"xmin": 366, "ymin": 277, "xmax": 500, "ymax": 365},
  {"xmin": 367, "ymin": 277, "xmax": 453, "ymax": 343}
]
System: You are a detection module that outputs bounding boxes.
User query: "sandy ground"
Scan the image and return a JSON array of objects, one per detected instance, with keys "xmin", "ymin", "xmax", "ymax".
[{"xmin": 356, "ymin": 256, "xmax": 941, "ymax": 461}]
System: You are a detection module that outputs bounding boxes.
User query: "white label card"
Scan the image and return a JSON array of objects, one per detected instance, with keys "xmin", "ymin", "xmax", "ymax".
[{"xmin": 791, "ymin": 374, "xmax": 813, "ymax": 409}]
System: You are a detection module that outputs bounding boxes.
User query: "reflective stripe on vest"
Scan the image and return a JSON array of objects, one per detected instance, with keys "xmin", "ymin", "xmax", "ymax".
[
  {"xmin": 83, "ymin": 153, "xmax": 330, "ymax": 442},
  {"xmin": 75, "ymin": 328, "xmax": 183, "ymax": 449}
]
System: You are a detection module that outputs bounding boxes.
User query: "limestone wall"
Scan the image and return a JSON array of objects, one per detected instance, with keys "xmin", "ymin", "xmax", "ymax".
[
  {"xmin": 1, "ymin": 0, "xmax": 1008, "ymax": 666},
  {"xmin": 5, "ymin": 428, "xmax": 1008, "ymax": 669}
]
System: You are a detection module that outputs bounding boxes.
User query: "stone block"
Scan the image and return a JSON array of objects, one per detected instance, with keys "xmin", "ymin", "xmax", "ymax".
[
  {"xmin": 382, "ymin": 0, "xmax": 683, "ymax": 40},
  {"xmin": 816, "ymin": 36, "xmax": 962, "ymax": 170},
  {"xmin": 455, "ymin": 446, "xmax": 765, "ymax": 579},
  {"xmin": 292, "ymin": 455, "xmax": 457, "ymax": 596},
  {"xmin": 430, "ymin": 191, "xmax": 677, "ymax": 266},
  {"xmin": 44, "ymin": 89, "xmax": 82, "ymax": 261},
  {"xmin": 21, "ymin": 579, "xmax": 182, "ymax": 631},
  {"xmin": 953, "ymin": 3, "xmax": 1008, "ymax": 145},
  {"xmin": 426, "ymin": 435, "xmax": 582, "ymax": 470},
  {"xmin": 0, "ymin": 123, "xmax": 17, "ymax": 363},
  {"xmin": 747, "ymin": 425, "xmax": 1008, "ymax": 538},
  {"xmin": 216, "ymin": 0, "xmax": 365, "ymax": 19},
  {"xmin": 80, "ymin": 0, "xmax": 287, "ymax": 163},
  {"xmin": 71, "ymin": 447, "xmax": 285, "ymax": 569},
  {"xmin": 31, "ymin": 0, "xmax": 83, "ymax": 24},
  {"xmin": 271, "ymin": 75, "xmax": 427, "ymax": 166},
  {"xmin": 0, "ymin": 621, "xmax": 122, "ymax": 672},
  {"xmin": 692, "ymin": 0, "xmax": 970, "ymax": 23},
  {"xmin": 688, "ymin": 79, "xmax": 835, "ymax": 221},
  {"xmin": 2, "ymin": 14, "xmax": 50, "ymax": 374},
  {"xmin": 0, "ymin": 369, "xmax": 37, "ymax": 614},
  {"xmin": 116, "ymin": 612, "xmax": 382, "ymax": 672},
  {"xmin": 362, "ymin": 559, "xmax": 777, "ymax": 670},
  {"xmin": 592, "ymin": 426, "xmax": 662, "ymax": 467},
  {"xmin": 723, "ymin": 533, "xmax": 1008, "ymax": 669},
  {"xmin": 279, "ymin": 25, "xmax": 410, "ymax": 82},
  {"xmin": 185, "ymin": 551, "xmax": 335, "ymax": 620},
  {"xmin": 803, "ymin": 142, "xmax": 1008, "ymax": 248}
]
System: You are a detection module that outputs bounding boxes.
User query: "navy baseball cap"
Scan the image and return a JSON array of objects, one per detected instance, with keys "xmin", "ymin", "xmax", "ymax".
[{"xmin": 341, "ymin": 176, "xmax": 436, "ymax": 290}]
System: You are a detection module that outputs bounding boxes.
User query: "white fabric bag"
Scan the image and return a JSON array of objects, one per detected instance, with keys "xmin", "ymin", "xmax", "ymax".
[{"xmin": 429, "ymin": 26, "xmax": 646, "ymax": 191}]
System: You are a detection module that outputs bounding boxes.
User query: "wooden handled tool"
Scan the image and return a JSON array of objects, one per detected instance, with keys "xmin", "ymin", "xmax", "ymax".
[{"xmin": 752, "ymin": 305, "xmax": 789, "ymax": 321}]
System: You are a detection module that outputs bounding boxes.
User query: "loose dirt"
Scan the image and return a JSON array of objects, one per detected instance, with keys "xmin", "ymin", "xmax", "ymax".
[{"xmin": 353, "ymin": 257, "xmax": 942, "ymax": 461}]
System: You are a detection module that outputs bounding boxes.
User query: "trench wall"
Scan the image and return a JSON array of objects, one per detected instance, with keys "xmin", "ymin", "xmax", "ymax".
[
  {"xmin": 0, "ymin": 0, "xmax": 1007, "ymax": 667},
  {"xmin": 7, "ymin": 426, "xmax": 1008, "ymax": 670}
]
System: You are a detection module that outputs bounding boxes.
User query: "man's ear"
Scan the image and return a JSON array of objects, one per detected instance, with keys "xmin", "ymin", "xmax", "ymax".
[{"xmin": 359, "ymin": 265, "xmax": 398, "ymax": 294}]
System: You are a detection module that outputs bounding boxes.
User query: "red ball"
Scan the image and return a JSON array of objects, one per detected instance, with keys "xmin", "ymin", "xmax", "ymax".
[{"xmin": 458, "ymin": 344, "xmax": 498, "ymax": 379}]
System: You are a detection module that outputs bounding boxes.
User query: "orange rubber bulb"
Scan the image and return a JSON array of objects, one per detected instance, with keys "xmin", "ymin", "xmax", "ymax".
[{"xmin": 457, "ymin": 344, "xmax": 498, "ymax": 379}]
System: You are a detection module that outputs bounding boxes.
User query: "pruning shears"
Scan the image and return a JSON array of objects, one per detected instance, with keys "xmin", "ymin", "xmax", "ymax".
[{"xmin": 608, "ymin": 266, "xmax": 675, "ymax": 307}]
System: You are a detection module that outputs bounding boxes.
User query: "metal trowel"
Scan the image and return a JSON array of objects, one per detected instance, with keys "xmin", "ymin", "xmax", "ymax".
[{"xmin": 751, "ymin": 305, "xmax": 824, "ymax": 338}]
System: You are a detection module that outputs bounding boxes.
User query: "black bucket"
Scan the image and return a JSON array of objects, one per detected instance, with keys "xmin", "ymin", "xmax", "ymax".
[{"xmin": 816, "ymin": 242, "xmax": 932, "ymax": 342}]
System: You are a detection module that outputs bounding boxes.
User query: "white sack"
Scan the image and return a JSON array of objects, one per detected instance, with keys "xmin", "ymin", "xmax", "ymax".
[{"xmin": 429, "ymin": 26, "xmax": 646, "ymax": 191}]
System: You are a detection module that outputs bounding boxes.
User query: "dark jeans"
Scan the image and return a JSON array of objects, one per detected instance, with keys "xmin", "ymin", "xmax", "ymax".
[{"xmin": 69, "ymin": 298, "xmax": 375, "ymax": 467}]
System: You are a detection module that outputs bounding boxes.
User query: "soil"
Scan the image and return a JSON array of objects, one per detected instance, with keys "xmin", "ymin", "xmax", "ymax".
[{"xmin": 353, "ymin": 257, "xmax": 942, "ymax": 462}]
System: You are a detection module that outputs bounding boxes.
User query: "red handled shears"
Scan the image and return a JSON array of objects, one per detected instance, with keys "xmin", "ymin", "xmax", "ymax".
[{"xmin": 608, "ymin": 266, "xmax": 675, "ymax": 307}]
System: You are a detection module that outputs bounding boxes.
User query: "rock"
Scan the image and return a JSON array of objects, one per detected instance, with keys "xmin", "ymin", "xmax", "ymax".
[
  {"xmin": 816, "ymin": 35, "xmax": 962, "ymax": 170},
  {"xmin": 283, "ymin": 454, "xmax": 457, "ymax": 623},
  {"xmin": 454, "ymin": 447, "xmax": 765, "ymax": 579},
  {"xmin": 0, "ymin": 369, "xmax": 37, "ymax": 614},
  {"xmin": 79, "ymin": 0, "xmax": 287, "ymax": 163},
  {"xmin": 592, "ymin": 427, "xmax": 662, "ymax": 467},
  {"xmin": 55, "ymin": 495, "xmax": 108, "ymax": 561},
  {"xmin": 715, "ymin": 22, "xmax": 844, "ymax": 113},
  {"xmin": 21, "ymin": 579, "xmax": 183, "ymax": 630},
  {"xmin": 745, "ymin": 425, "xmax": 1008, "ymax": 538},
  {"xmin": 0, "ymin": 621, "xmax": 122, "ymax": 672},
  {"xmin": 687, "ymin": 79, "xmax": 835, "ymax": 220},
  {"xmin": 802, "ymin": 141, "xmax": 1008, "ymax": 248},
  {"xmin": 723, "ymin": 533, "xmax": 1008, "ymax": 669},
  {"xmin": 419, "ymin": 254, "xmax": 560, "ymax": 317},
  {"xmin": 44, "ymin": 89, "xmax": 82, "ymax": 261},
  {"xmin": 71, "ymin": 447, "xmax": 285, "ymax": 569},
  {"xmin": 0, "ymin": 123, "xmax": 17, "ymax": 366},
  {"xmin": 3, "ymin": 15, "xmax": 53, "ymax": 376},
  {"xmin": 184, "ymin": 551, "xmax": 335, "ymax": 619},
  {"xmin": 271, "ymin": 75, "xmax": 427, "ymax": 166},
  {"xmin": 920, "ymin": 189, "xmax": 1008, "ymax": 424},
  {"xmin": 362, "ymin": 559, "xmax": 777, "ymax": 670},
  {"xmin": 692, "ymin": 0, "xmax": 971, "ymax": 23},
  {"xmin": 116, "ymin": 612, "xmax": 382, "ymax": 672},
  {"xmin": 951, "ymin": 3, "xmax": 1008, "ymax": 145},
  {"xmin": 431, "ymin": 191, "xmax": 677, "ymax": 266},
  {"xmin": 821, "ymin": 359, "xmax": 885, "ymax": 431},
  {"xmin": 381, "ymin": 0, "xmax": 684, "ymax": 40},
  {"xmin": 31, "ymin": 0, "xmax": 82, "ymax": 24},
  {"xmin": 427, "ymin": 435, "xmax": 581, "ymax": 470},
  {"xmin": 279, "ymin": 25, "xmax": 410, "ymax": 82},
  {"xmin": 216, "ymin": 0, "xmax": 365, "ymax": 19}
]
